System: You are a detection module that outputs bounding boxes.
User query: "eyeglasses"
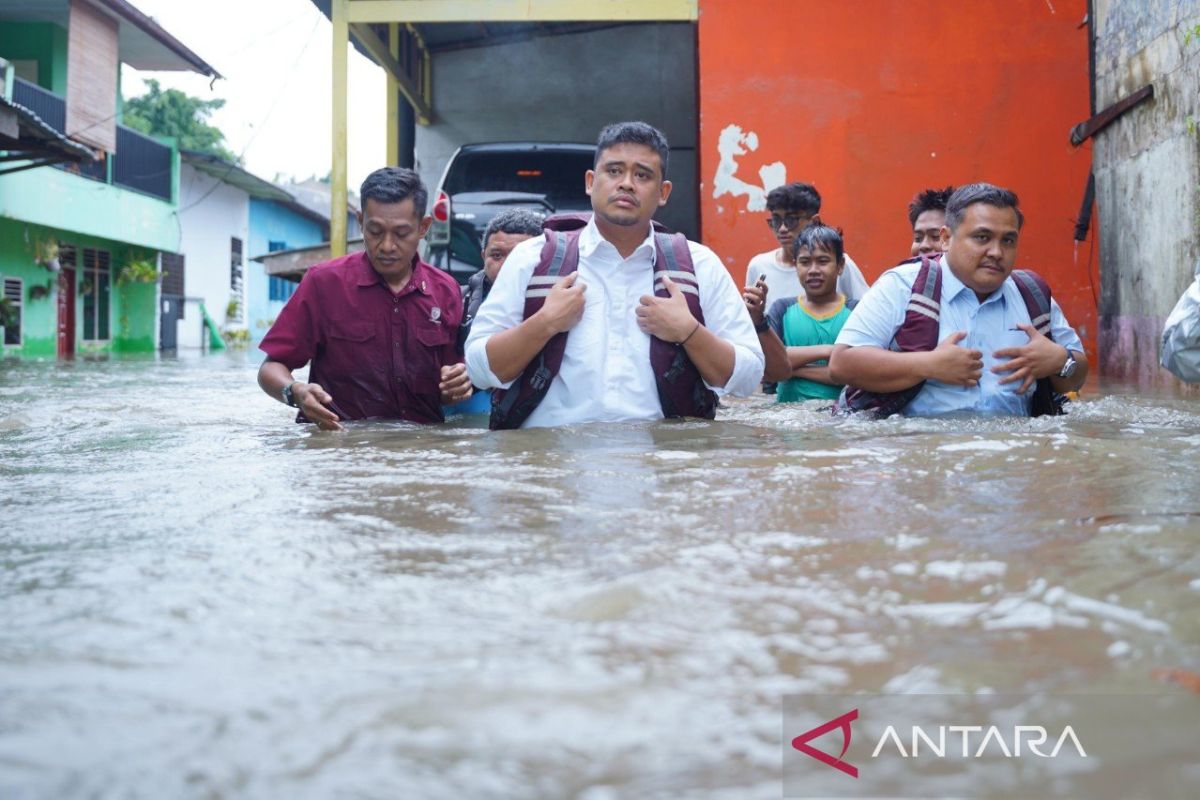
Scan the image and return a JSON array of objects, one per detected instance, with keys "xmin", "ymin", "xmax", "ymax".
[{"xmin": 766, "ymin": 214, "xmax": 810, "ymax": 231}]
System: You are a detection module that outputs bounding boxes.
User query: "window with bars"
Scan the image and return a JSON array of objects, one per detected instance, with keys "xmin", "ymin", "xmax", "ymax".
[
  {"xmin": 61, "ymin": 245, "xmax": 112, "ymax": 341},
  {"xmin": 230, "ymin": 237, "xmax": 243, "ymax": 292},
  {"xmin": 2, "ymin": 277, "xmax": 22, "ymax": 346},
  {"xmin": 266, "ymin": 240, "xmax": 295, "ymax": 303},
  {"xmin": 268, "ymin": 276, "xmax": 297, "ymax": 302},
  {"xmin": 229, "ymin": 237, "xmax": 244, "ymax": 324},
  {"xmin": 161, "ymin": 252, "xmax": 185, "ymax": 296}
]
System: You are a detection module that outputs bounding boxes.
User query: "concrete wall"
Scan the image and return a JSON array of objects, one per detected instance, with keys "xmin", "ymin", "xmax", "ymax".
[
  {"xmin": 697, "ymin": 0, "xmax": 1096, "ymax": 351},
  {"xmin": 176, "ymin": 164, "xmax": 249, "ymax": 349},
  {"xmin": 1094, "ymin": 0, "xmax": 1200, "ymax": 386},
  {"xmin": 414, "ymin": 23, "xmax": 698, "ymax": 240}
]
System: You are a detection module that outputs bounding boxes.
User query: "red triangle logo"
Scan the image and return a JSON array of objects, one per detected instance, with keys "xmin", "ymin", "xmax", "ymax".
[{"xmin": 791, "ymin": 708, "xmax": 859, "ymax": 778}]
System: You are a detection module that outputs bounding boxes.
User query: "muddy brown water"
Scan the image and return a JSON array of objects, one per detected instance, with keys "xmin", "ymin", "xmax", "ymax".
[{"xmin": 1, "ymin": 352, "xmax": 1198, "ymax": 798}]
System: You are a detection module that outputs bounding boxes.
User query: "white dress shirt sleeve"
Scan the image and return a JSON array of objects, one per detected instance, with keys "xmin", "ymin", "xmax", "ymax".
[
  {"xmin": 464, "ymin": 234, "xmax": 547, "ymax": 390},
  {"xmin": 838, "ymin": 253, "xmax": 871, "ymax": 303},
  {"xmin": 835, "ymin": 268, "xmax": 911, "ymax": 348},
  {"xmin": 690, "ymin": 242, "xmax": 765, "ymax": 396},
  {"xmin": 1049, "ymin": 297, "xmax": 1084, "ymax": 355}
]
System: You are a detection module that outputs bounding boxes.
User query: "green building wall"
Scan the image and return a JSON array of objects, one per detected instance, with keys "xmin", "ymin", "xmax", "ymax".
[
  {"xmin": 0, "ymin": 219, "xmax": 160, "ymax": 358},
  {"xmin": 0, "ymin": 22, "xmax": 68, "ymax": 93},
  {"xmin": 0, "ymin": 165, "xmax": 180, "ymax": 253}
]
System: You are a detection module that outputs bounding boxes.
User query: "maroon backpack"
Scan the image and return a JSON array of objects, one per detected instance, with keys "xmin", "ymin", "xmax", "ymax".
[
  {"xmin": 834, "ymin": 252, "xmax": 1067, "ymax": 418},
  {"xmin": 489, "ymin": 213, "xmax": 718, "ymax": 430}
]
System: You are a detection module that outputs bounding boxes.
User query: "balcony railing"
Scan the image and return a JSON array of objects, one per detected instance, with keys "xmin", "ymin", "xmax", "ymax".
[
  {"xmin": 12, "ymin": 77, "xmax": 65, "ymax": 133},
  {"xmin": 10, "ymin": 78, "xmax": 173, "ymax": 203},
  {"xmin": 113, "ymin": 125, "xmax": 172, "ymax": 202}
]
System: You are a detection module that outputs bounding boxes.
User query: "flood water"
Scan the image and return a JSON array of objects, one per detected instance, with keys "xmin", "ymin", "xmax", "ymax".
[{"xmin": 1, "ymin": 352, "xmax": 1199, "ymax": 798}]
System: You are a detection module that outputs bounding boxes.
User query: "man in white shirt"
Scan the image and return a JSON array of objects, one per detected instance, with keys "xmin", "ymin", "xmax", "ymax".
[
  {"xmin": 464, "ymin": 122, "xmax": 763, "ymax": 428},
  {"xmin": 744, "ymin": 182, "xmax": 870, "ymax": 304}
]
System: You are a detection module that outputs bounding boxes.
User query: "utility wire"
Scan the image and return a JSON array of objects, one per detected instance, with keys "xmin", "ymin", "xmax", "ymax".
[{"xmin": 176, "ymin": 14, "xmax": 322, "ymax": 215}]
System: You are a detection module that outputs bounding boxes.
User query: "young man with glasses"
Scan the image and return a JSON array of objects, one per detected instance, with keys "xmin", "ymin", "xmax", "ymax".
[{"xmin": 743, "ymin": 182, "xmax": 869, "ymax": 305}]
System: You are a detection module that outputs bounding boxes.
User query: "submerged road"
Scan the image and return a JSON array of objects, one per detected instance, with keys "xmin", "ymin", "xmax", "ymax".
[{"xmin": 1, "ymin": 351, "xmax": 1198, "ymax": 797}]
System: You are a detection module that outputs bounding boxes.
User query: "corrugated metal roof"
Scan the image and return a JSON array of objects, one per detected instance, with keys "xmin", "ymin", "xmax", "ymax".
[
  {"xmin": 179, "ymin": 150, "xmax": 333, "ymax": 229},
  {"xmin": 0, "ymin": 94, "xmax": 97, "ymax": 165},
  {"xmin": 181, "ymin": 149, "xmax": 294, "ymax": 202}
]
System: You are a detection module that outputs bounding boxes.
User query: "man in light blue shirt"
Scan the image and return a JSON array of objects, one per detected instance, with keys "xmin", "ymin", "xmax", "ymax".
[{"xmin": 829, "ymin": 183, "xmax": 1087, "ymax": 416}]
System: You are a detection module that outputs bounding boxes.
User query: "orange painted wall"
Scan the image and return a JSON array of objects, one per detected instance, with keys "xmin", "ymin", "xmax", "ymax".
[{"xmin": 698, "ymin": 0, "xmax": 1098, "ymax": 352}]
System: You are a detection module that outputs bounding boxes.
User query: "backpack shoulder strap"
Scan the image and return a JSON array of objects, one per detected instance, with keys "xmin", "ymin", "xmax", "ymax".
[
  {"xmin": 893, "ymin": 253, "xmax": 943, "ymax": 352},
  {"xmin": 652, "ymin": 232, "xmax": 701, "ymax": 304},
  {"xmin": 520, "ymin": 230, "xmax": 580, "ymax": 315},
  {"xmin": 649, "ymin": 232, "xmax": 717, "ymax": 420},
  {"xmin": 1009, "ymin": 268, "xmax": 1053, "ymax": 338},
  {"xmin": 834, "ymin": 254, "xmax": 943, "ymax": 418},
  {"xmin": 489, "ymin": 229, "xmax": 582, "ymax": 430},
  {"xmin": 1009, "ymin": 268, "xmax": 1070, "ymax": 418}
]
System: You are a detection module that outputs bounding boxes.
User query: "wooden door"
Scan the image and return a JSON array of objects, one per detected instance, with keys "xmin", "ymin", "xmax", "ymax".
[{"xmin": 57, "ymin": 267, "xmax": 75, "ymax": 358}]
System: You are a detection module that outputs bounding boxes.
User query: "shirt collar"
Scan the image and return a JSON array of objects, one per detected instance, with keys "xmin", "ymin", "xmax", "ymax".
[
  {"xmin": 577, "ymin": 214, "xmax": 658, "ymax": 265},
  {"xmin": 939, "ymin": 254, "xmax": 1007, "ymax": 306},
  {"xmin": 353, "ymin": 252, "xmax": 431, "ymax": 295}
]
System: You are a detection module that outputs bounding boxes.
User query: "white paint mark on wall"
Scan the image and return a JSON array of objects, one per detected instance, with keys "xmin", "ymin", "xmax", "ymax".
[{"xmin": 712, "ymin": 124, "xmax": 786, "ymax": 212}]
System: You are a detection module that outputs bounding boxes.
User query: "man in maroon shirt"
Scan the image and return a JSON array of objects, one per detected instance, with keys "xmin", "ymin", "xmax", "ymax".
[{"xmin": 257, "ymin": 167, "xmax": 472, "ymax": 429}]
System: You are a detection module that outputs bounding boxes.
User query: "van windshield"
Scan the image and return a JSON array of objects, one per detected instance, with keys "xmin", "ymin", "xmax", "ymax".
[{"xmin": 443, "ymin": 150, "xmax": 594, "ymax": 211}]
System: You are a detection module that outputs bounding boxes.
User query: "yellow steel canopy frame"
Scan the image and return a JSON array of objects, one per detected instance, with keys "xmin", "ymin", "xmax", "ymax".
[{"xmin": 329, "ymin": 0, "xmax": 699, "ymax": 256}]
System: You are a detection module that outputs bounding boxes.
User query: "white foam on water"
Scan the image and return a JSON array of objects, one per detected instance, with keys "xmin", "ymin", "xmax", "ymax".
[
  {"xmin": 888, "ymin": 533, "xmax": 928, "ymax": 551},
  {"xmin": 653, "ymin": 450, "xmax": 700, "ymax": 461},
  {"xmin": 893, "ymin": 602, "xmax": 988, "ymax": 626},
  {"xmin": 982, "ymin": 598, "xmax": 1058, "ymax": 630},
  {"xmin": 1107, "ymin": 640, "xmax": 1132, "ymax": 658},
  {"xmin": 1097, "ymin": 523, "xmax": 1163, "ymax": 535},
  {"xmin": 924, "ymin": 560, "xmax": 1008, "ymax": 581},
  {"xmin": 1043, "ymin": 586, "xmax": 1171, "ymax": 634},
  {"xmin": 800, "ymin": 447, "xmax": 879, "ymax": 458},
  {"xmin": 882, "ymin": 664, "xmax": 945, "ymax": 693},
  {"xmin": 938, "ymin": 439, "xmax": 1026, "ymax": 453}
]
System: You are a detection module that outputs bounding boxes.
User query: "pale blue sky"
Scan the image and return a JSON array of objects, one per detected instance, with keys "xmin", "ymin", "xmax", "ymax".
[{"xmin": 125, "ymin": 0, "xmax": 386, "ymax": 189}]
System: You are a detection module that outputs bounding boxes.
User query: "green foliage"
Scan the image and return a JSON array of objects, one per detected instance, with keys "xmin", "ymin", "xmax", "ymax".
[
  {"xmin": 117, "ymin": 258, "xmax": 160, "ymax": 285},
  {"xmin": 32, "ymin": 237, "xmax": 58, "ymax": 266},
  {"xmin": 123, "ymin": 79, "xmax": 238, "ymax": 163},
  {"xmin": 1184, "ymin": 23, "xmax": 1200, "ymax": 46},
  {"xmin": 221, "ymin": 328, "xmax": 250, "ymax": 347},
  {"xmin": 225, "ymin": 297, "xmax": 241, "ymax": 322}
]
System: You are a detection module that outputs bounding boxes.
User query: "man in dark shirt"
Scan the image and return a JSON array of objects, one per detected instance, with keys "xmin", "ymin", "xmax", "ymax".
[
  {"xmin": 458, "ymin": 207, "xmax": 545, "ymax": 350},
  {"xmin": 257, "ymin": 167, "xmax": 472, "ymax": 430}
]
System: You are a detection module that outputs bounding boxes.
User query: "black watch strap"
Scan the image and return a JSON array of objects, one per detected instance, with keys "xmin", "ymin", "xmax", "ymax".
[
  {"xmin": 282, "ymin": 381, "xmax": 299, "ymax": 407},
  {"xmin": 754, "ymin": 319, "xmax": 771, "ymax": 333}
]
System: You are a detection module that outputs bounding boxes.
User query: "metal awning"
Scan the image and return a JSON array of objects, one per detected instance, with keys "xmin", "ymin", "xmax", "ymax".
[
  {"xmin": 314, "ymin": 0, "xmax": 697, "ymax": 258},
  {"xmin": 254, "ymin": 238, "xmax": 366, "ymax": 282},
  {"xmin": 0, "ymin": 94, "xmax": 96, "ymax": 176},
  {"xmin": 180, "ymin": 150, "xmax": 294, "ymax": 202}
]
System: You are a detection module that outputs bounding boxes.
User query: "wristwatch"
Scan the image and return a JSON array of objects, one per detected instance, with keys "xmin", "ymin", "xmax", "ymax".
[
  {"xmin": 754, "ymin": 318, "xmax": 771, "ymax": 333},
  {"xmin": 282, "ymin": 381, "xmax": 299, "ymax": 407},
  {"xmin": 1058, "ymin": 352, "xmax": 1078, "ymax": 379}
]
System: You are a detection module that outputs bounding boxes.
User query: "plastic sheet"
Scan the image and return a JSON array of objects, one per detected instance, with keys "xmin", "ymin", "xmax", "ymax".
[{"xmin": 1161, "ymin": 258, "xmax": 1200, "ymax": 382}]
